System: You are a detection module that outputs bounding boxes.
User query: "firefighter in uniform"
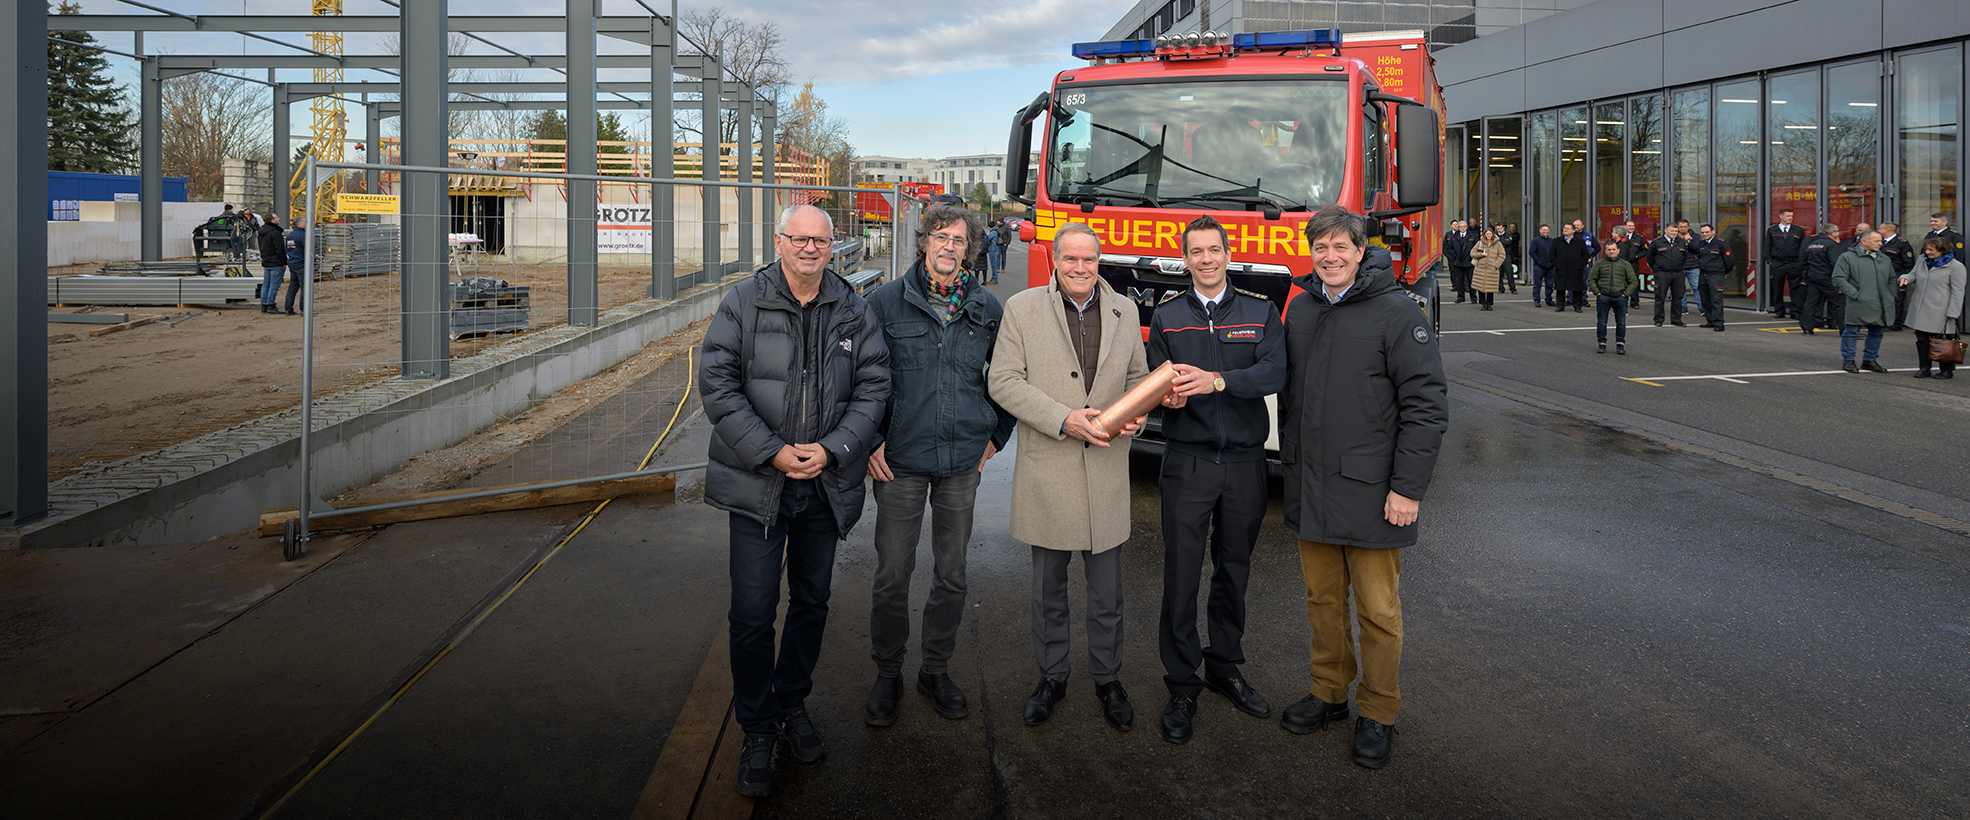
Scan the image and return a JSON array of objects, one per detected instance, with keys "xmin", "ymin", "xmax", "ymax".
[
  {"xmin": 1763, "ymin": 209, "xmax": 1804, "ymax": 319},
  {"xmin": 1797, "ymin": 225, "xmax": 1846, "ymax": 333},
  {"xmin": 1617, "ymin": 226, "xmax": 1650, "ymax": 309}
]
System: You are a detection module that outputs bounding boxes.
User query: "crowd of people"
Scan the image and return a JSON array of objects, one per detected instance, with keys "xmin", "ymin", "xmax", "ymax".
[
  {"xmin": 1443, "ymin": 211, "xmax": 1966, "ymax": 371},
  {"xmin": 699, "ymin": 203, "xmax": 1447, "ymax": 798}
]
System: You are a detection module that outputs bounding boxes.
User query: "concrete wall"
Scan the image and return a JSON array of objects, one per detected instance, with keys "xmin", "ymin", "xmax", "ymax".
[
  {"xmin": 504, "ymin": 182, "xmax": 775, "ymax": 267},
  {"xmin": 1435, "ymin": 0, "xmax": 1970, "ymax": 122},
  {"xmin": 222, "ymin": 158, "xmax": 274, "ymax": 213},
  {"xmin": 47, "ymin": 203, "xmax": 216, "ymax": 266}
]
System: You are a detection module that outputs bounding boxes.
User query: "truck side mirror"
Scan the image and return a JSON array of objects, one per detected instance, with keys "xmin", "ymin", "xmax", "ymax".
[
  {"xmin": 1395, "ymin": 104, "xmax": 1441, "ymax": 211},
  {"xmin": 1005, "ymin": 92, "xmax": 1051, "ymax": 205}
]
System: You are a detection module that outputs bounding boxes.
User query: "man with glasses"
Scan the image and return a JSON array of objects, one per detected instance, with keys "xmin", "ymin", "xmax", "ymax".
[
  {"xmin": 861, "ymin": 204, "xmax": 1014, "ymax": 728},
  {"xmin": 700, "ymin": 204, "xmax": 891, "ymax": 798}
]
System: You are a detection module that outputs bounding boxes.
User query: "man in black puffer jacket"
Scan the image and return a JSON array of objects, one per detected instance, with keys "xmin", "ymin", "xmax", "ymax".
[
  {"xmin": 256, "ymin": 212, "xmax": 288, "ymax": 315},
  {"xmin": 1277, "ymin": 206, "xmax": 1447, "ymax": 771},
  {"xmin": 699, "ymin": 204, "xmax": 890, "ymax": 798}
]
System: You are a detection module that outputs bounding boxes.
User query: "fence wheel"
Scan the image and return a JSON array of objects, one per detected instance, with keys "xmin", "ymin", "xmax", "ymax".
[{"xmin": 283, "ymin": 519, "xmax": 302, "ymax": 561}]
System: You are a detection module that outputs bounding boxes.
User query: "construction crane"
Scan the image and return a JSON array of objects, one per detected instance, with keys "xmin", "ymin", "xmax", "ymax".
[{"xmin": 289, "ymin": 0, "xmax": 346, "ymax": 225}]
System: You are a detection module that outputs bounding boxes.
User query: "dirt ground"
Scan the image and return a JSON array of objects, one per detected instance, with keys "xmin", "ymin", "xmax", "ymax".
[{"xmin": 45, "ymin": 260, "xmax": 702, "ymax": 482}]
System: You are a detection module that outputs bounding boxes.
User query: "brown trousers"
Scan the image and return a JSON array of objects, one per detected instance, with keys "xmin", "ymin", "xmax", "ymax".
[{"xmin": 1297, "ymin": 540, "xmax": 1403, "ymax": 724}]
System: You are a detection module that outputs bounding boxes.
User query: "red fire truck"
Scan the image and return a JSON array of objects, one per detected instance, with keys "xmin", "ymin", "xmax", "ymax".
[{"xmin": 1003, "ymin": 27, "xmax": 1446, "ymax": 450}]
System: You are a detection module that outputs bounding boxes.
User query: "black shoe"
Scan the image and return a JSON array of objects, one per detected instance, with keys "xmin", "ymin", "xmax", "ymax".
[
  {"xmin": 917, "ymin": 670, "xmax": 969, "ymax": 720},
  {"xmin": 1654, "ymin": 320, "xmax": 1663, "ymax": 327},
  {"xmin": 1616, "ymin": 342, "xmax": 1626, "ymax": 355},
  {"xmin": 1574, "ymin": 305, "xmax": 1583, "ymax": 313},
  {"xmin": 1843, "ymin": 360, "xmax": 1859, "ymax": 373},
  {"xmin": 1555, "ymin": 306, "xmax": 1566, "ymax": 313},
  {"xmin": 1938, "ymin": 370, "xmax": 1955, "ymax": 379},
  {"xmin": 734, "ymin": 734, "xmax": 778, "ymax": 797},
  {"xmin": 285, "ymin": 309, "xmax": 298, "ymax": 316},
  {"xmin": 1801, "ymin": 328, "xmax": 1815, "ymax": 334},
  {"xmin": 1891, "ymin": 325, "xmax": 1905, "ymax": 332},
  {"xmin": 1160, "ymin": 694, "xmax": 1197, "ymax": 744},
  {"xmin": 1672, "ymin": 321, "xmax": 1687, "ymax": 327},
  {"xmin": 1597, "ymin": 342, "xmax": 1606, "ymax": 354},
  {"xmin": 1095, "ymin": 681, "xmax": 1133, "ymax": 731},
  {"xmin": 1861, "ymin": 360, "xmax": 1888, "ymax": 373},
  {"xmin": 779, "ymin": 707, "xmax": 825, "ymax": 763},
  {"xmin": 1712, "ymin": 324, "xmax": 1725, "ymax": 331},
  {"xmin": 1280, "ymin": 693, "xmax": 1350, "ymax": 734},
  {"xmin": 1023, "ymin": 678, "xmax": 1065, "ymax": 725},
  {"xmin": 1203, "ymin": 673, "xmax": 1272, "ymax": 718},
  {"xmin": 1916, "ymin": 370, "xmax": 1933, "ymax": 379},
  {"xmin": 1455, "ymin": 296, "xmax": 1466, "ymax": 303},
  {"xmin": 1353, "ymin": 717, "xmax": 1396, "ymax": 769},
  {"xmin": 866, "ymin": 673, "xmax": 901, "ymax": 727}
]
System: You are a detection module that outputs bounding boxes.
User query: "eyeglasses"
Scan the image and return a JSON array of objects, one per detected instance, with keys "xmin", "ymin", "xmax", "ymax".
[
  {"xmin": 928, "ymin": 233, "xmax": 969, "ymax": 246},
  {"xmin": 779, "ymin": 233, "xmax": 834, "ymax": 249}
]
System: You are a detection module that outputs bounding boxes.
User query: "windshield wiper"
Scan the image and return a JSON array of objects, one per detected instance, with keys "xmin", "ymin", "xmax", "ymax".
[
  {"xmin": 1165, "ymin": 192, "xmax": 1307, "ymax": 212},
  {"xmin": 1058, "ymin": 187, "xmax": 1161, "ymax": 208}
]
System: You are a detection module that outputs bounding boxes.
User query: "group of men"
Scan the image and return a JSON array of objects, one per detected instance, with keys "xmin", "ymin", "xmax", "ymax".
[
  {"xmin": 1442, "ymin": 219, "xmax": 1522, "ymax": 302},
  {"xmin": 700, "ymin": 203, "xmax": 1448, "ymax": 798},
  {"xmin": 1766, "ymin": 212, "xmax": 1965, "ymax": 335},
  {"xmin": 225, "ymin": 203, "xmax": 309, "ymax": 316}
]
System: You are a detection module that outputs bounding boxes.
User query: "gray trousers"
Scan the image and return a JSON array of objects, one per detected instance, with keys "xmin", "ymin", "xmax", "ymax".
[
  {"xmin": 1031, "ymin": 545, "xmax": 1123, "ymax": 685},
  {"xmin": 870, "ymin": 470, "xmax": 983, "ymax": 676}
]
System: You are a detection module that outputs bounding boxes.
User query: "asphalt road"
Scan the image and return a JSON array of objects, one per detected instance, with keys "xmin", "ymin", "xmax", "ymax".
[{"xmin": 2, "ymin": 261, "xmax": 1965, "ymax": 818}]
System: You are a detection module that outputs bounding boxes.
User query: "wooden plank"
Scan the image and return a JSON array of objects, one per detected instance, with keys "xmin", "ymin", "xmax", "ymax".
[
  {"xmin": 629, "ymin": 622, "xmax": 739, "ymax": 820},
  {"xmin": 686, "ymin": 709, "xmax": 756, "ymax": 820},
  {"xmin": 255, "ymin": 472, "xmax": 676, "ymax": 537},
  {"xmin": 47, "ymin": 313, "xmax": 129, "ymax": 324},
  {"xmin": 87, "ymin": 315, "xmax": 158, "ymax": 337}
]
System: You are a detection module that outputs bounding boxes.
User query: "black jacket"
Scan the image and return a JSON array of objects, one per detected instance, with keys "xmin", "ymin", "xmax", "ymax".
[
  {"xmin": 1880, "ymin": 235, "xmax": 1917, "ymax": 277},
  {"xmin": 1764, "ymin": 223, "xmax": 1805, "ymax": 265},
  {"xmin": 1926, "ymin": 228, "xmax": 1965, "ymax": 256},
  {"xmin": 1503, "ymin": 231, "xmax": 1522, "ymax": 265},
  {"xmin": 1444, "ymin": 231, "xmax": 1474, "ymax": 269},
  {"xmin": 1551, "ymin": 235, "xmax": 1592, "ymax": 289},
  {"xmin": 1528, "ymin": 234, "xmax": 1554, "ymax": 269},
  {"xmin": 1617, "ymin": 235, "xmax": 1649, "ymax": 270},
  {"xmin": 866, "ymin": 262, "xmax": 1014, "ymax": 478},
  {"xmin": 257, "ymin": 222, "xmax": 289, "ymax": 268},
  {"xmin": 1279, "ymin": 257, "xmax": 1447, "ymax": 550},
  {"xmin": 1146, "ymin": 288, "xmax": 1286, "ymax": 463},
  {"xmin": 1690, "ymin": 237, "xmax": 1732, "ymax": 274},
  {"xmin": 1649, "ymin": 235, "xmax": 1691, "ymax": 272},
  {"xmin": 700, "ymin": 263, "xmax": 891, "ymax": 533},
  {"xmin": 1800, "ymin": 235, "xmax": 1844, "ymax": 284}
]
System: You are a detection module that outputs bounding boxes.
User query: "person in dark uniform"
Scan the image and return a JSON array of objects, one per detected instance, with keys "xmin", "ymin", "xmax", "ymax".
[
  {"xmin": 1878, "ymin": 222, "xmax": 1915, "ymax": 330},
  {"xmin": 1690, "ymin": 223, "xmax": 1733, "ymax": 331},
  {"xmin": 1503, "ymin": 222, "xmax": 1522, "ymax": 294},
  {"xmin": 1550, "ymin": 222, "xmax": 1591, "ymax": 313},
  {"xmin": 1763, "ymin": 209, "xmax": 1805, "ymax": 319},
  {"xmin": 1528, "ymin": 224, "xmax": 1555, "ymax": 306},
  {"xmin": 1647, "ymin": 224, "xmax": 1689, "ymax": 327},
  {"xmin": 1616, "ymin": 225, "xmax": 1649, "ymax": 309},
  {"xmin": 1797, "ymin": 225, "xmax": 1846, "ymax": 333},
  {"xmin": 1444, "ymin": 220, "xmax": 1474, "ymax": 304},
  {"xmin": 1148, "ymin": 215, "xmax": 1288, "ymax": 745}
]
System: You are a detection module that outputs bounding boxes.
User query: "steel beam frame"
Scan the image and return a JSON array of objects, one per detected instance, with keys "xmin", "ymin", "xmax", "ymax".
[
  {"xmin": 4, "ymin": 2, "xmax": 49, "ymax": 526},
  {"xmin": 140, "ymin": 55, "xmax": 163, "ymax": 262},
  {"xmin": 399, "ymin": 1, "xmax": 450, "ymax": 380},
  {"xmin": 649, "ymin": 0, "xmax": 676, "ymax": 300},
  {"xmin": 566, "ymin": 0, "xmax": 598, "ymax": 328},
  {"xmin": 701, "ymin": 50, "xmax": 722, "ymax": 284}
]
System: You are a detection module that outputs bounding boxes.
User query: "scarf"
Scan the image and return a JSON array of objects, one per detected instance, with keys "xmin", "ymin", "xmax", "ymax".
[
  {"xmin": 1928, "ymin": 252, "xmax": 1956, "ymax": 269},
  {"xmin": 925, "ymin": 270, "xmax": 966, "ymax": 325}
]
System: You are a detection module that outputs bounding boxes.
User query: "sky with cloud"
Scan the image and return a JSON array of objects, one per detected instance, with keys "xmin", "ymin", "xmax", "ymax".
[{"xmin": 68, "ymin": 0, "xmax": 1142, "ymax": 160}]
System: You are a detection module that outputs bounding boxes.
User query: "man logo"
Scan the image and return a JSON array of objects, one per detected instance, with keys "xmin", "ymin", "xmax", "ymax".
[
  {"xmin": 1412, "ymin": 326, "xmax": 1431, "ymax": 344},
  {"xmin": 839, "ymin": 339, "xmax": 853, "ymax": 352}
]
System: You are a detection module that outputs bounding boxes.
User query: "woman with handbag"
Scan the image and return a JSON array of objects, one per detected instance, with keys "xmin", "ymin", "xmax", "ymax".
[
  {"xmin": 1899, "ymin": 236, "xmax": 1967, "ymax": 379},
  {"xmin": 1469, "ymin": 228, "xmax": 1506, "ymax": 311}
]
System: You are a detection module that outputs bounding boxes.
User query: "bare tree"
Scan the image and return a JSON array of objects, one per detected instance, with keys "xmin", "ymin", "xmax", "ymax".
[
  {"xmin": 377, "ymin": 31, "xmax": 484, "ymax": 140},
  {"xmin": 160, "ymin": 70, "xmax": 272, "ymax": 200},
  {"xmin": 778, "ymin": 82, "xmax": 855, "ymax": 199},
  {"xmin": 676, "ymin": 8, "xmax": 793, "ymax": 152}
]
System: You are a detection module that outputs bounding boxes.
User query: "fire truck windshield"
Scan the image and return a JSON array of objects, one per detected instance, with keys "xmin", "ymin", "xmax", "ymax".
[{"xmin": 1047, "ymin": 79, "xmax": 1349, "ymax": 212}]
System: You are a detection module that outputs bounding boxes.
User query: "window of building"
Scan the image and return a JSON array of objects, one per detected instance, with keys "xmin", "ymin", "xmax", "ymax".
[
  {"xmin": 1768, "ymin": 69, "xmax": 1821, "ymax": 235},
  {"xmin": 1530, "ymin": 111, "xmax": 1556, "ymax": 231},
  {"xmin": 1559, "ymin": 107, "xmax": 1588, "ymax": 224},
  {"xmin": 1826, "ymin": 59, "xmax": 1880, "ymax": 230},
  {"xmin": 1464, "ymin": 120, "xmax": 1482, "ymax": 222},
  {"xmin": 1629, "ymin": 95, "xmax": 1663, "ymax": 239},
  {"xmin": 1671, "ymin": 87, "xmax": 1709, "ymax": 226},
  {"xmin": 1485, "ymin": 117, "xmax": 1521, "ymax": 228},
  {"xmin": 1444, "ymin": 125, "xmax": 1466, "ymax": 221},
  {"xmin": 1715, "ymin": 78, "xmax": 1760, "ymax": 292},
  {"xmin": 1897, "ymin": 46, "xmax": 1958, "ymax": 229},
  {"xmin": 1593, "ymin": 101, "xmax": 1625, "ymax": 236}
]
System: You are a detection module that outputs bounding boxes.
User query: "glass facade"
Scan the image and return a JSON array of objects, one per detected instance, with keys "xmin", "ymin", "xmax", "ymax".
[{"xmin": 1445, "ymin": 38, "xmax": 1967, "ymax": 303}]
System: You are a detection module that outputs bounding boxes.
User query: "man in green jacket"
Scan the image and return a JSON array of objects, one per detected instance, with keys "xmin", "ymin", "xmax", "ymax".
[
  {"xmin": 1833, "ymin": 230, "xmax": 1899, "ymax": 373},
  {"xmin": 1588, "ymin": 242, "xmax": 1640, "ymax": 355}
]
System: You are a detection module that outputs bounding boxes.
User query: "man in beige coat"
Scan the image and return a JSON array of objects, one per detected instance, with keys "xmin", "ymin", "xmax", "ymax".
[{"xmin": 988, "ymin": 222, "xmax": 1149, "ymax": 731}]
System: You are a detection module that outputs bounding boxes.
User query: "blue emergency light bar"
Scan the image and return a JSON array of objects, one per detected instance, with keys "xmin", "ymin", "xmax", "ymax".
[
  {"xmin": 1071, "ymin": 38, "xmax": 1155, "ymax": 59},
  {"xmin": 1231, "ymin": 28, "xmax": 1342, "ymax": 50}
]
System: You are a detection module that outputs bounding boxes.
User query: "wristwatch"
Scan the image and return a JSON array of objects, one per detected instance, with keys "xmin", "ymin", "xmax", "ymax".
[{"xmin": 1212, "ymin": 375, "xmax": 1226, "ymax": 393}]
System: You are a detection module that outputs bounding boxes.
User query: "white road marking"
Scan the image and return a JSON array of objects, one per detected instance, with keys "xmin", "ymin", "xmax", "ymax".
[
  {"xmin": 1623, "ymin": 367, "xmax": 1916, "ymax": 386},
  {"xmin": 1442, "ymin": 320, "xmax": 1794, "ymax": 335}
]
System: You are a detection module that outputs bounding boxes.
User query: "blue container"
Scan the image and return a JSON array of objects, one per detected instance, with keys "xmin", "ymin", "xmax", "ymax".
[{"xmin": 47, "ymin": 170, "xmax": 189, "ymax": 220}]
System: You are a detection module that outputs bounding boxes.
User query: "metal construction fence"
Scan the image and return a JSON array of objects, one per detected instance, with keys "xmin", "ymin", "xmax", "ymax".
[{"xmin": 288, "ymin": 159, "xmax": 919, "ymax": 555}]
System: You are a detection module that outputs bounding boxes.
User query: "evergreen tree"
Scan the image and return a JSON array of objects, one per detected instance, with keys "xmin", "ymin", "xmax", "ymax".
[
  {"xmin": 526, "ymin": 110, "xmax": 568, "ymax": 143},
  {"xmin": 597, "ymin": 112, "xmax": 631, "ymax": 156},
  {"xmin": 47, "ymin": 2, "xmax": 137, "ymax": 174}
]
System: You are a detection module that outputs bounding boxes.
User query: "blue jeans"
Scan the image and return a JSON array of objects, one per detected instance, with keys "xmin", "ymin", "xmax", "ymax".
[
  {"xmin": 1531, "ymin": 264, "xmax": 1554, "ymax": 303},
  {"xmin": 261, "ymin": 266, "xmax": 286, "ymax": 305},
  {"xmin": 1681, "ymin": 269, "xmax": 1699, "ymax": 313},
  {"xmin": 1841, "ymin": 325, "xmax": 1885, "ymax": 362},
  {"xmin": 728, "ymin": 479, "xmax": 840, "ymax": 737},
  {"xmin": 1595, "ymin": 294, "xmax": 1629, "ymax": 344},
  {"xmin": 987, "ymin": 246, "xmax": 1006, "ymax": 279}
]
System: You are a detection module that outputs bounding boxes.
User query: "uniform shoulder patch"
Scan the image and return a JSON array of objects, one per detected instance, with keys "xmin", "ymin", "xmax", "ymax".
[{"xmin": 1412, "ymin": 326, "xmax": 1431, "ymax": 344}]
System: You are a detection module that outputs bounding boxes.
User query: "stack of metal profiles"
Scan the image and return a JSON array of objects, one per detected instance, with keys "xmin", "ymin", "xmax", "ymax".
[
  {"xmin": 317, "ymin": 223, "xmax": 401, "ymax": 278},
  {"xmin": 448, "ymin": 278, "xmax": 530, "ymax": 339},
  {"xmin": 96, "ymin": 261, "xmax": 230, "ymax": 277},
  {"xmin": 46, "ymin": 275, "xmax": 262, "ymax": 306}
]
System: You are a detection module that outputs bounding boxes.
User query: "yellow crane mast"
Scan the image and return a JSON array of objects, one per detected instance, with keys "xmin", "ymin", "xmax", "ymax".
[{"xmin": 290, "ymin": 0, "xmax": 346, "ymax": 224}]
